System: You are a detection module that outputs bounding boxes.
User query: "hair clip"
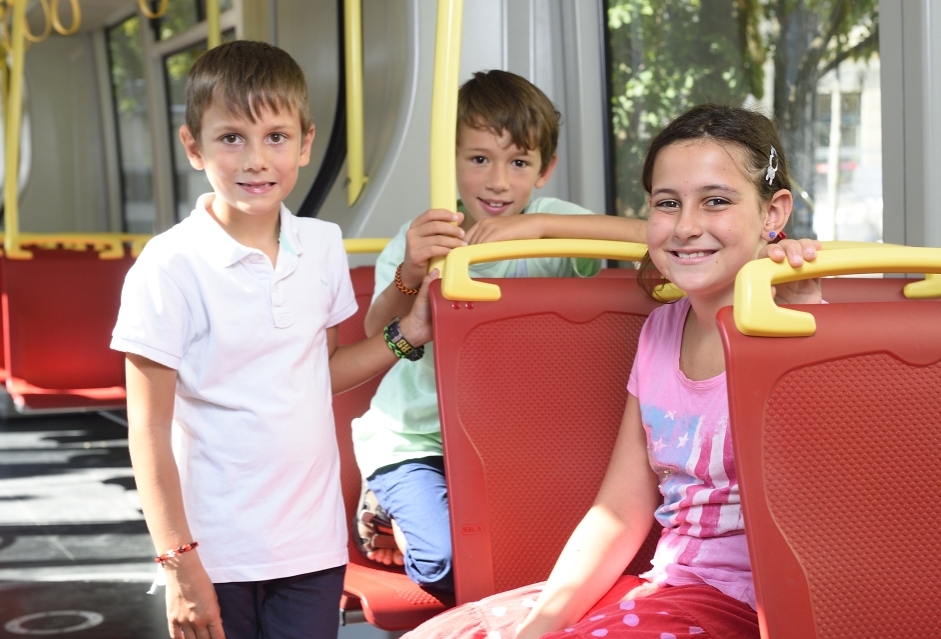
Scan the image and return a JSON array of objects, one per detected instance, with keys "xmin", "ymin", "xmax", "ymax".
[{"xmin": 765, "ymin": 146, "xmax": 779, "ymax": 185}]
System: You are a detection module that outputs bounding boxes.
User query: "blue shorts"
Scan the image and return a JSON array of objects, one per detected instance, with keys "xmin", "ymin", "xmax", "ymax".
[
  {"xmin": 213, "ymin": 565, "xmax": 345, "ymax": 639},
  {"xmin": 367, "ymin": 456, "xmax": 453, "ymax": 591}
]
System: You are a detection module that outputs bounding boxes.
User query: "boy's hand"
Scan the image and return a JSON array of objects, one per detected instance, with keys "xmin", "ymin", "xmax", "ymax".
[
  {"xmin": 759, "ymin": 237, "xmax": 823, "ymax": 305},
  {"xmin": 402, "ymin": 209, "xmax": 465, "ymax": 288},
  {"xmin": 398, "ymin": 269, "xmax": 440, "ymax": 348},
  {"xmin": 464, "ymin": 214, "xmax": 547, "ymax": 245},
  {"xmin": 164, "ymin": 555, "xmax": 226, "ymax": 639}
]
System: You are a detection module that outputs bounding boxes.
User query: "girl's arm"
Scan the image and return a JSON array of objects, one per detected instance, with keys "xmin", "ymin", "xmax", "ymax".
[
  {"xmin": 463, "ymin": 213, "xmax": 647, "ymax": 245},
  {"xmin": 126, "ymin": 354, "xmax": 226, "ymax": 639},
  {"xmin": 516, "ymin": 393, "xmax": 660, "ymax": 639}
]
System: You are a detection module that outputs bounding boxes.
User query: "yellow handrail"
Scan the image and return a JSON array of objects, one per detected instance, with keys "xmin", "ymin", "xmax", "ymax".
[
  {"xmin": 0, "ymin": 233, "xmax": 151, "ymax": 259},
  {"xmin": 427, "ymin": 0, "xmax": 463, "ymax": 274},
  {"xmin": 4, "ymin": 0, "xmax": 31, "ymax": 259},
  {"xmin": 343, "ymin": 238, "xmax": 389, "ymax": 254},
  {"xmin": 733, "ymin": 246, "xmax": 941, "ymax": 337},
  {"xmin": 344, "ymin": 0, "xmax": 367, "ymax": 205},
  {"xmin": 437, "ymin": 239, "xmax": 683, "ymax": 301},
  {"xmin": 206, "ymin": 0, "xmax": 221, "ymax": 49}
]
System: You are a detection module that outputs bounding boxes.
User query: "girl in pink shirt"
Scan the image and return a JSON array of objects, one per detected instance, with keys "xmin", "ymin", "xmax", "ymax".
[{"xmin": 405, "ymin": 104, "xmax": 823, "ymax": 639}]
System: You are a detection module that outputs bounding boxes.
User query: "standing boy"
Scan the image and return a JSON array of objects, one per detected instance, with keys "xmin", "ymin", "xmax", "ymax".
[
  {"xmin": 112, "ymin": 41, "xmax": 436, "ymax": 639},
  {"xmin": 352, "ymin": 70, "xmax": 647, "ymax": 591}
]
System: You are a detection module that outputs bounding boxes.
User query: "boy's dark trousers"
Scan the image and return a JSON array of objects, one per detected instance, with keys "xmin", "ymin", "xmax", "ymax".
[{"xmin": 214, "ymin": 564, "xmax": 345, "ymax": 639}]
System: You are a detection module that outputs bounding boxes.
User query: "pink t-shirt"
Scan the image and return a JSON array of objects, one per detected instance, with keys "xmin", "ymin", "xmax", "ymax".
[{"xmin": 627, "ymin": 297, "xmax": 755, "ymax": 609}]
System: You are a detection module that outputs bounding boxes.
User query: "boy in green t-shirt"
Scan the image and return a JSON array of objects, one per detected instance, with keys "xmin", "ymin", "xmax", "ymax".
[{"xmin": 352, "ymin": 70, "xmax": 646, "ymax": 591}]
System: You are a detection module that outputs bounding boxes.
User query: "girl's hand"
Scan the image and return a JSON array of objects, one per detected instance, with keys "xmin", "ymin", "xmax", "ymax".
[
  {"xmin": 759, "ymin": 238, "xmax": 823, "ymax": 305},
  {"xmin": 163, "ymin": 554, "xmax": 226, "ymax": 639},
  {"xmin": 402, "ymin": 210, "xmax": 466, "ymax": 290},
  {"xmin": 397, "ymin": 269, "xmax": 440, "ymax": 347},
  {"xmin": 464, "ymin": 214, "xmax": 547, "ymax": 245}
]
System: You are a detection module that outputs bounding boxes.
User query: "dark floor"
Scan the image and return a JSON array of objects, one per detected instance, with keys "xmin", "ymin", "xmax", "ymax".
[{"xmin": 0, "ymin": 409, "xmax": 392, "ymax": 638}]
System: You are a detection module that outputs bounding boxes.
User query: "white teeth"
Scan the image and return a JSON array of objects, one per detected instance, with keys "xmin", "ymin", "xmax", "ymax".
[
  {"xmin": 676, "ymin": 251, "xmax": 709, "ymax": 258},
  {"xmin": 485, "ymin": 201, "xmax": 507, "ymax": 207}
]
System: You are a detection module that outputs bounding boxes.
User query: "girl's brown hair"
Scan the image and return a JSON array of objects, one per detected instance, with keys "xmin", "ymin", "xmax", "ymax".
[{"xmin": 636, "ymin": 104, "xmax": 792, "ymax": 300}]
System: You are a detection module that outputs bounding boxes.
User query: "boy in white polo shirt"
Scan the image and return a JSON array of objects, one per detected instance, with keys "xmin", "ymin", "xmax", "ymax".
[{"xmin": 111, "ymin": 41, "xmax": 436, "ymax": 639}]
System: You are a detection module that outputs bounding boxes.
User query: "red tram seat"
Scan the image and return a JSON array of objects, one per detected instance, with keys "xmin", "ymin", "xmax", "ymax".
[
  {"xmin": 1, "ymin": 248, "xmax": 133, "ymax": 412},
  {"xmin": 719, "ymin": 302, "xmax": 941, "ymax": 638},
  {"xmin": 334, "ymin": 265, "xmax": 454, "ymax": 630},
  {"xmin": 430, "ymin": 277, "xmax": 664, "ymax": 605}
]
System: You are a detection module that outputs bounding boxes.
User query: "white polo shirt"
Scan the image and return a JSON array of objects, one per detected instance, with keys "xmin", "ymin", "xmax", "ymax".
[{"xmin": 112, "ymin": 194, "xmax": 357, "ymax": 583}]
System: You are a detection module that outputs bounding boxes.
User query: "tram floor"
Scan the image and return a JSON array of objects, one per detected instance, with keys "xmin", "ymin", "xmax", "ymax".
[{"xmin": 0, "ymin": 409, "xmax": 400, "ymax": 638}]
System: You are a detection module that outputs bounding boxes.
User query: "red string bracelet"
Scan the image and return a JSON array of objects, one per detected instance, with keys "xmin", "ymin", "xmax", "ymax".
[{"xmin": 155, "ymin": 541, "xmax": 199, "ymax": 564}]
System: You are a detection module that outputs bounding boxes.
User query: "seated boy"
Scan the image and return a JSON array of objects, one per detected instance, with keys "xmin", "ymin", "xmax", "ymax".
[
  {"xmin": 352, "ymin": 70, "xmax": 647, "ymax": 591},
  {"xmin": 111, "ymin": 41, "xmax": 436, "ymax": 639}
]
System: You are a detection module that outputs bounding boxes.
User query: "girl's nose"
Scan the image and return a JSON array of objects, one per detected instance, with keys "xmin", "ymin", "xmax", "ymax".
[{"xmin": 674, "ymin": 206, "xmax": 703, "ymax": 238}]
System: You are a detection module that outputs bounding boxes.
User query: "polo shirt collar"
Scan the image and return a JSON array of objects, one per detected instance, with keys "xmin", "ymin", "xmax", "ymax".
[{"xmin": 192, "ymin": 193, "xmax": 303, "ymax": 268}]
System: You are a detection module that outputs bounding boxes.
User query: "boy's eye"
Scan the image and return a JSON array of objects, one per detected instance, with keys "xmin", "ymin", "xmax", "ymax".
[
  {"xmin": 269, "ymin": 133, "xmax": 285, "ymax": 143},
  {"xmin": 470, "ymin": 156, "xmax": 487, "ymax": 164},
  {"xmin": 221, "ymin": 134, "xmax": 240, "ymax": 144},
  {"xmin": 512, "ymin": 159, "xmax": 529, "ymax": 168},
  {"xmin": 655, "ymin": 199, "xmax": 680, "ymax": 210}
]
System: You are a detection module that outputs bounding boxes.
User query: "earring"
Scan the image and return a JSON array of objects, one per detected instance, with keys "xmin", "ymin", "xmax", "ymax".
[{"xmin": 768, "ymin": 231, "xmax": 786, "ymax": 244}]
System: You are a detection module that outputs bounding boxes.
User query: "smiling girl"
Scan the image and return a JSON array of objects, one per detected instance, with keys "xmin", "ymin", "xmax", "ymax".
[{"xmin": 404, "ymin": 105, "xmax": 821, "ymax": 639}]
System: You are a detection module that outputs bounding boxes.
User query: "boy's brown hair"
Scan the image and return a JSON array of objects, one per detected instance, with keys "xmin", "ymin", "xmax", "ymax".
[
  {"xmin": 184, "ymin": 40, "xmax": 312, "ymax": 143},
  {"xmin": 457, "ymin": 70, "xmax": 560, "ymax": 170}
]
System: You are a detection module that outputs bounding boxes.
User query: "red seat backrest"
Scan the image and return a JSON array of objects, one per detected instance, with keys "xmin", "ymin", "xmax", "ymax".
[
  {"xmin": 718, "ymin": 303, "xmax": 941, "ymax": 639},
  {"xmin": 820, "ymin": 276, "xmax": 941, "ymax": 303},
  {"xmin": 431, "ymin": 276, "xmax": 664, "ymax": 605},
  {"xmin": 1, "ymin": 249, "xmax": 133, "ymax": 410},
  {"xmin": 334, "ymin": 265, "xmax": 454, "ymax": 630}
]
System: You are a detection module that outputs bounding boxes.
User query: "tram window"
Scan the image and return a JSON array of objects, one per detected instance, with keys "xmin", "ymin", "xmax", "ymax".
[
  {"xmin": 164, "ymin": 32, "xmax": 235, "ymax": 221},
  {"xmin": 107, "ymin": 15, "xmax": 155, "ymax": 234},
  {"xmin": 605, "ymin": 0, "xmax": 880, "ymax": 243},
  {"xmin": 149, "ymin": 0, "xmax": 234, "ymax": 42}
]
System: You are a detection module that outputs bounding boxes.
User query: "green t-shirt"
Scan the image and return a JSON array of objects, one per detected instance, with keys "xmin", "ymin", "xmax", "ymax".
[{"xmin": 351, "ymin": 197, "xmax": 601, "ymax": 478}]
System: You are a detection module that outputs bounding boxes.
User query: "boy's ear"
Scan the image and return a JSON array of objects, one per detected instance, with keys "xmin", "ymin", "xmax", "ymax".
[
  {"xmin": 298, "ymin": 125, "xmax": 316, "ymax": 167},
  {"xmin": 179, "ymin": 125, "xmax": 205, "ymax": 170},
  {"xmin": 763, "ymin": 188, "xmax": 793, "ymax": 235},
  {"xmin": 534, "ymin": 154, "xmax": 559, "ymax": 189}
]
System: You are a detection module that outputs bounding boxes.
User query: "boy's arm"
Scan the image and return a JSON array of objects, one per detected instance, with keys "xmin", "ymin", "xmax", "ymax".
[
  {"xmin": 331, "ymin": 269, "xmax": 439, "ymax": 394},
  {"xmin": 463, "ymin": 213, "xmax": 647, "ymax": 245},
  {"xmin": 364, "ymin": 209, "xmax": 465, "ymax": 337},
  {"xmin": 126, "ymin": 354, "xmax": 226, "ymax": 639}
]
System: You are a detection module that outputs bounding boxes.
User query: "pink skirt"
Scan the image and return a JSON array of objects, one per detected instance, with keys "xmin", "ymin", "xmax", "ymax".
[{"xmin": 404, "ymin": 575, "xmax": 759, "ymax": 639}]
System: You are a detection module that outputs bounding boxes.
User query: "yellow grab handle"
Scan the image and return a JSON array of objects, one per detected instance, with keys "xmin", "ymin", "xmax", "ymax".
[
  {"xmin": 138, "ymin": 0, "xmax": 169, "ymax": 20},
  {"xmin": 905, "ymin": 273, "xmax": 941, "ymax": 299},
  {"xmin": 427, "ymin": 0, "xmax": 463, "ymax": 274},
  {"xmin": 439, "ymin": 239, "xmax": 681, "ymax": 301},
  {"xmin": 734, "ymin": 246, "xmax": 941, "ymax": 337},
  {"xmin": 51, "ymin": 0, "xmax": 81, "ymax": 35},
  {"xmin": 343, "ymin": 238, "xmax": 390, "ymax": 254},
  {"xmin": 344, "ymin": 0, "xmax": 368, "ymax": 205}
]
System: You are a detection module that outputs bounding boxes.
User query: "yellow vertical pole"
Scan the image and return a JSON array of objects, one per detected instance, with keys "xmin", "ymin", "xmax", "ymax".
[
  {"xmin": 344, "ymin": 0, "xmax": 367, "ymax": 205},
  {"xmin": 206, "ymin": 0, "xmax": 221, "ymax": 49},
  {"xmin": 427, "ymin": 0, "xmax": 463, "ymax": 274},
  {"xmin": 4, "ymin": 0, "xmax": 32, "ymax": 258}
]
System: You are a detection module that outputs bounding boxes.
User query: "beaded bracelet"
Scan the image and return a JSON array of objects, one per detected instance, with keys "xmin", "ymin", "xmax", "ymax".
[
  {"xmin": 394, "ymin": 263, "xmax": 419, "ymax": 296},
  {"xmin": 155, "ymin": 541, "xmax": 199, "ymax": 564}
]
